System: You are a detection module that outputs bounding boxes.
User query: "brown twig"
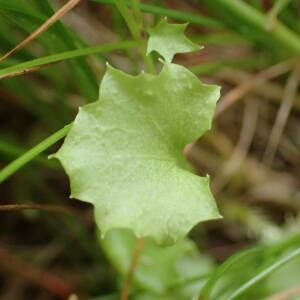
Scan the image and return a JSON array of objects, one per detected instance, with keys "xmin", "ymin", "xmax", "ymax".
[
  {"xmin": 0, "ymin": 0, "xmax": 83, "ymax": 64},
  {"xmin": 215, "ymin": 69, "xmax": 300, "ymax": 112},
  {"xmin": 212, "ymin": 98, "xmax": 258, "ymax": 193},
  {"xmin": 0, "ymin": 63, "xmax": 56, "ymax": 80},
  {"xmin": 215, "ymin": 59, "xmax": 293, "ymax": 117},
  {"xmin": 264, "ymin": 286, "xmax": 300, "ymax": 300},
  {"xmin": 264, "ymin": 67, "xmax": 300, "ymax": 165},
  {"xmin": 0, "ymin": 204, "xmax": 74, "ymax": 214},
  {"xmin": 120, "ymin": 237, "xmax": 145, "ymax": 300}
]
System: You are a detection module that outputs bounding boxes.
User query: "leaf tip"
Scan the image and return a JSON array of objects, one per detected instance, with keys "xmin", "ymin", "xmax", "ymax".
[{"xmin": 48, "ymin": 153, "xmax": 57, "ymax": 160}]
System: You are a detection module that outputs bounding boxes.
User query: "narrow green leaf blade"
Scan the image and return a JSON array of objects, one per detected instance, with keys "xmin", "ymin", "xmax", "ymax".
[{"xmin": 228, "ymin": 247, "xmax": 300, "ymax": 300}]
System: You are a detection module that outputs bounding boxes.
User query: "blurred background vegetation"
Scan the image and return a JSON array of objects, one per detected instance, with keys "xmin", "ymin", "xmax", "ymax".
[{"xmin": 0, "ymin": 0, "xmax": 300, "ymax": 299}]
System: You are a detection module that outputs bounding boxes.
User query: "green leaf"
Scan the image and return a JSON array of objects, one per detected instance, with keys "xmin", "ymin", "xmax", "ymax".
[
  {"xmin": 147, "ymin": 18, "xmax": 201, "ymax": 62},
  {"xmin": 54, "ymin": 62, "xmax": 221, "ymax": 245},
  {"xmin": 100, "ymin": 228, "xmax": 214, "ymax": 295}
]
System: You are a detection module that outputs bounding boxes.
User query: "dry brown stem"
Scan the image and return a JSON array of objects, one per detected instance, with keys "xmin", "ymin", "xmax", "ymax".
[
  {"xmin": 264, "ymin": 67, "xmax": 300, "ymax": 165},
  {"xmin": 212, "ymin": 98, "xmax": 258, "ymax": 192},
  {"xmin": 0, "ymin": 204, "xmax": 74, "ymax": 214},
  {"xmin": 120, "ymin": 237, "xmax": 145, "ymax": 300},
  {"xmin": 0, "ymin": 0, "xmax": 83, "ymax": 63},
  {"xmin": 0, "ymin": 63, "xmax": 56, "ymax": 80},
  {"xmin": 215, "ymin": 60, "xmax": 293, "ymax": 117}
]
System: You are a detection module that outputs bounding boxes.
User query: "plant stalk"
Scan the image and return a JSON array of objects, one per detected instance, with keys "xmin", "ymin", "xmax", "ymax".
[{"xmin": 115, "ymin": 0, "xmax": 155, "ymax": 73}]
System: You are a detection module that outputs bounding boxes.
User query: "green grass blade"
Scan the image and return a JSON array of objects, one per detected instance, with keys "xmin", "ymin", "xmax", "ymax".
[
  {"xmin": 203, "ymin": 0, "xmax": 300, "ymax": 56},
  {"xmin": 0, "ymin": 41, "xmax": 136, "ymax": 78},
  {"xmin": 268, "ymin": 0, "xmax": 292, "ymax": 19},
  {"xmin": 0, "ymin": 139, "xmax": 59, "ymax": 169},
  {"xmin": 0, "ymin": 1, "xmax": 46, "ymax": 20},
  {"xmin": 91, "ymin": 0, "xmax": 224, "ymax": 28},
  {"xmin": 0, "ymin": 124, "xmax": 71, "ymax": 183},
  {"xmin": 227, "ymin": 247, "xmax": 300, "ymax": 300},
  {"xmin": 191, "ymin": 33, "xmax": 249, "ymax": 45},
  {"xmin": 200, "ymin": 247, "xmax": 264, "ymax": 299},
  {"xmin": 32, "ymin": 0, "xmax": 99, "ymax": 102},
  {"xmin": 0, "ymin": 1, "xmax": 98, "ymax": 102}
]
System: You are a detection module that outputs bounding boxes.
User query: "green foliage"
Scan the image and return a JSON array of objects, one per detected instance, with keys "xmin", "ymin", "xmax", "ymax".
[
  {"xmin": 0, "ymin": 41, "xmax": 136, "ymax": 79},
  {"xmin": 0, "ymin": 0, "xmax": 98, "ymax": 101},
  {"xmin": 200, "ymin": 234, "xmax": 300, "ymax": 300},
  {"xmin": 92, "ymin": 0, "xmax": 224, "ymax": 29},
  {"xmin": 55, "ymin": 60, "xmax": 220, "ymax": 245},
  {"xmin": 2, "ymin": 1, "xmax": 300, "ymax": 299},
  {"xmin": 100, "ymin": 228, "xmax": 214, "ymax": 298},
  {"xmin": 147, "ymin": 18, "xmax": 201, "ymax": 62}
]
